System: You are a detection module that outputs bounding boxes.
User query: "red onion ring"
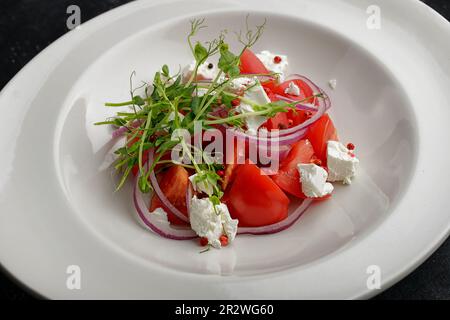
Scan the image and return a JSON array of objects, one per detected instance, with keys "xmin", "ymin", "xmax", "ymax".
[
  {"xmin": 133, "ymin": 175, "xmax": 196, "ymax": 240},
  {"xmin": 112, "ymin": 126, "xmax": 129, "ymax": 139},
  {"xmin": 274, "ymin": 94, "xmax": 318, "ymax": 112},
  {"xmin": 227, "ymin": 125, "xmax": 309, "ymax": 146},
  {"xmin": 111, "ymin": 120, "xmax": 143, "ymax": 138},
  {"xmin": 237, "ymin": 199, "xmax": 313, "ymax": 235},
  {"xmin": 148, "ymin": 149, "xmax": 190, "ymax": 223}
]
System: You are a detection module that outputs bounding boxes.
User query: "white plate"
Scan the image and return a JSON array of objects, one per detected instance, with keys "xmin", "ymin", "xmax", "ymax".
[{"xmin": 0, "ymin": 0, "xmax": 449, "ymax": 299}]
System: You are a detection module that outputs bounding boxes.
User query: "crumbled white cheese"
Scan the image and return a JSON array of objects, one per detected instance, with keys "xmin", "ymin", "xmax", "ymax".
[
  {"xmin": 256, "ymin": 51, "xmax": 289, "ymax": 81},
  {"xmin": 327, "ymin": 141, "xmax": 359, "ymax": 184},
  {"xmin": 149, "ymin": 207, "xmax": 170, "ymax": 225},
  {"xmin": 297, "ymin": 163, "xmax": 334, "ymax": 198},
  {"xmin": 182, "ymin": 60, "xmax": 218, "ymax": 82},
  {"xmin": 328, "ymin": 79, "xmax": 337, "ymax": 90},
  {"xmin": 189, "ymin": 196, "xmax": 239, "ymax": 248},
  {"xmin": 189, "ymin": 173, "xmax": 214, "ymax": 196},
  {"xmin": 235, "ymin": 82, "xmax": 271, "ymax": 135},
  {"xmin": 285, "ymin": 82, "xmax": 301, "ymax": 96},
  {"xmin": 228, "ymin": 77, "xmax": 256, "ymax": 93}
]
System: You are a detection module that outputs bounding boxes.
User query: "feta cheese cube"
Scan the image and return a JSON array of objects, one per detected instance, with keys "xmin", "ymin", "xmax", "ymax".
[
  {"xmin": 149, "ymin": 207, "xmax": 170, "ymax": 225},
  {"xmin": 235, "ymin": 82, "xmax": 271, "ymax": 135},
  {"xmin": 228, "ymin": 77, "xmax": 256, "ymax": 93},
  {"xmin": 327, "ymin": 140, "xmax": 359, "ymax": 184},
  {"xmin": 189, "ymin": 196, "xmax": 239, "ymax": 248},
  {"xmin": 297, "ymin": 163, "xmax": 334, "ymax": 198}
]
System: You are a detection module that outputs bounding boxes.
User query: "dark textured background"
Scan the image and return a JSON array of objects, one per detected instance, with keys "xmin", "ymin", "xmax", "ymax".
[{"xmin": 0, "ymin": 0, "xmax": 449, "ymax": 300}]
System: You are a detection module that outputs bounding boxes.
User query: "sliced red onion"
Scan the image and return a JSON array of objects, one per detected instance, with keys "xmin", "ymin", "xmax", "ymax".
[
  {"xmin": 111, "ymin": 120, "xmax": 143, "ymax": 138},
  {"xmin": 112, "ymin": 126, "xmax": 129, "ymax": 139},
  {"xmin": 148, "ymin": 149, "xmax": 190, "ymax": 223},
  {"xmin": 274, "ymin": 94, "xmax": 318, "ymax": 112},
  {"xmin": 237, "ymin": 199, "xmax": 313, "ymax": 235},
  {"xmin": 227, "ymin": 125, "xmax": 309, "ymax": 146},
  {"xmin": 133, "ymin": 176, "xmax": 196, "ymax": 240}
]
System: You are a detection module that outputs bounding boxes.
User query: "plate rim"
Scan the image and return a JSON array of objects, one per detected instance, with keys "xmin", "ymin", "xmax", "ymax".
[{"xmin": 0, "ymin": 0, "xmax": 449, "ymax": 299}]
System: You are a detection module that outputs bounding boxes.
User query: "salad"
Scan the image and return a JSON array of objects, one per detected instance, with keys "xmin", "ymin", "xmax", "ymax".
[{"xmin": 96, "ymin": 18, "xmax": 360, "ymax": 251}]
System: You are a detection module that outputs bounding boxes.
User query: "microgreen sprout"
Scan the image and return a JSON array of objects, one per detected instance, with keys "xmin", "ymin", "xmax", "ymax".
[{"xmin": 95, "ymin": 17, "xmax": 328, "ymax": 199}]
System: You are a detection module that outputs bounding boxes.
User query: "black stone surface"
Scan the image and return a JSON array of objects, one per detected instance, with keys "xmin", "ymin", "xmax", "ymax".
[{"xmin": 0, "ymin": 0, "xmax": 449, "ymax": 300}]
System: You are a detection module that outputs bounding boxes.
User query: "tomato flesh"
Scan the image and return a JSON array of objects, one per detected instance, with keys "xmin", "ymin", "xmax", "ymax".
[
  {"xmin": 226, "ymin": 163, "xmax": 290, "ymax": 227},
  {"xmin": 265, "ymin": 112, "xmax": 290, "ymax": 130},
  {"xmin": 149, "ymin": 165, "xmax": 189, "ymax": 225},
  {"xmin": 271, "ymin": 140, "xmax": 315, "ymax": 198},
  {"xmin": 305, "ymin": 114, "xmax": 338, "ymax": 166},
  {"xmin": 239, "ymin": 49, "xmax": 269, "ymax": 74}
]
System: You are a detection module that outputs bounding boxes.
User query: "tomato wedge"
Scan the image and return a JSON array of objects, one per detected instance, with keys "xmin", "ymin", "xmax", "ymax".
[
  {"xmin": 239, "ymin": 48, "xmax": 277, "ymax": 94},
  {"xmin": 240, "ymin": 48, "xmax": 269, "ymax": 74},
  {"xmin": 271, "ymin": 140, "xmax": 315, "ymax": 198},
  {"xmin": 226, "ymin": 163, "xmax": 290, "ymax": 227},
  {"xmin": 264, "ymin": 109, "xmax": 310, "ymax": 131},
  {"xmin": 149, "ymin": 165, "xmax": 189, "ymax": 225},
  {"xmin": 305, "ymin": 114, "xmax": 338, "ymax": 166},
  {"xmin": 265, "ymin": 112, "xmax": 290, "ymax": 130}
]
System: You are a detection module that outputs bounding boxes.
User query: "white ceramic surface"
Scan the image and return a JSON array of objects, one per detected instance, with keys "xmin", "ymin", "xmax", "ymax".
[{"xmin": 0, "ymin": 0, "xmax": 449, "ymax": 299}]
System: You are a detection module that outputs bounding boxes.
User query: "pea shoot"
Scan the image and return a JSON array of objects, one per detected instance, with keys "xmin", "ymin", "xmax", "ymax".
[{"xmin": 94, "ymin": 17, "xmax": 325, "ymax": 205}]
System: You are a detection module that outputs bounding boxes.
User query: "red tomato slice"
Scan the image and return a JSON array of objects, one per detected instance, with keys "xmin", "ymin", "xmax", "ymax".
[
  {"xmin": 226, "ymin": 163, "xmax": 290, "ymax": 227},
  {"xmin": 264, "ymin": 109, "xmax": 310, "ymax": 131},
  {"xmin": 305, "ymin": 114, "xmax": 338, "ymax": 166},
  {"xmin": 239, "ymin": 49, "xmax": 269, "ymax": 74},
  {"xmin": 265, "ymin": 112, "xmax": 290, "ymax": 130},
  {"xmin": 264, "ymin": 83, "xmax": 310, "ymax": 131},
  {"xmin": 288, "ymin": 109, "xmax": 309, "ymax": 126},
  {"xmin": 271, "ymin": 140, "xmax": 315, "ymax": 198},
  {"xmin": 149, "ymin": 165, "xmax": 189, "ymax": 225},
  {"xmin": 240, "ymin": 49, "xmax": 276, "ymax": 94},
  {"xmin": 221, "ymin": 163, "xmax": 237, "ymax": 191},
  {"xmin": 275, "ymin": 79, "xmax": 315, "ymax": 104}
]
